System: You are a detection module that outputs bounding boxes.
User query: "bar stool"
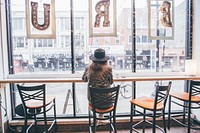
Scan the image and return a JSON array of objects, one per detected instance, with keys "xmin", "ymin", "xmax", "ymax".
[
  {"xmin": 130, "ymin": 82, "xmax": 172, "ymax": 133},
  {"xmin": 17, "ymin": 84, "xmax": 57, "ymax": 133},
  {"xmin": 168, "ymin": 80, "xmax": 200, "ymax": 133},
  {"xmin": 88, "ymin": 85, "xmax": 120, "ymax": 133}
]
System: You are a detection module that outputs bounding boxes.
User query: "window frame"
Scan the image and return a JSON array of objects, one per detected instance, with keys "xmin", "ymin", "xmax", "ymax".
[{"xmin": 5, "ymin": 0, "xmax": 192, "ymax": 119}]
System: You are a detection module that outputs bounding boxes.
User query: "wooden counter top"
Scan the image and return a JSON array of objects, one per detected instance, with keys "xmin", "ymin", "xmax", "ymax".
[{"xmin": 0, "ymin": 73, "xmax": 199, "ymax": 84}]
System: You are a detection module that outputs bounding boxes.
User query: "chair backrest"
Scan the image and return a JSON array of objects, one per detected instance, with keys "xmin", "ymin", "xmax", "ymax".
[
  {"xmin": 89, "ymin": 85, "xmax": 120, "ymax": 112},
  {"xmin": 17, "ymin": 84, "xmax": 46, "ymax": 114},
  {"xmin": 154, "ymin": 82, "xmax": 172, "ymax": 110},
  {"xmin": 189, "ymin": 80, "xmax": 200, "ymax": 97},
  {"xmin": 189, "ymin": 81, "xmax": 200, "ymax": 104}
]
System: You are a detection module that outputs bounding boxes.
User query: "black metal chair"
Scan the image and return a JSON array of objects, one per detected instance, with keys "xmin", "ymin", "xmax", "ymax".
[
  {"xmin": 130, "ymin": 82, "xmax": 172, "ymax": 133},
  {"xmin": 88, "ymin": 85, "xmax": 120, "ymax": 133},
  {"xmin": 17, "ymin": 84, "xmax": 57, "ymax": 133},
  {"xmin": 168, "ymin": 80, "xmax": 200, "ymax": 133}
]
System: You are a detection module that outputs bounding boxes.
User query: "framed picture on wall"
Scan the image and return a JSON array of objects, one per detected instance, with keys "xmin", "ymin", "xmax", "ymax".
[
  {"xmin": 89, "ymin": 0, "xmax": 117, "ymax": 37},
  {"xmin": 148, "ymin": 0, "xmax": 174, "ymax": 40},
  {"xmin": 26, "ymin": 0, "xmax": 56, "ymax": 39}
]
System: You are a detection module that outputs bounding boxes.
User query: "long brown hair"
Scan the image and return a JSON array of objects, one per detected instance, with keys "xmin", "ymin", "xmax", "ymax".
[{"xmin": 89, "ymin": 61, "xmax": 110, "ymax": 72}]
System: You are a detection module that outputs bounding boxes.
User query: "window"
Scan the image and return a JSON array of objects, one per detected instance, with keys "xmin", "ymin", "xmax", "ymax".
[
  {"xmin": 142, "ymin": 35, "xmax": 147, "ymax": 43},
  {"xmin": 136, "ymin": 18, "xmax": 141, "ymax": 27},
  {"xmin": 48, "ymin": 40, "xmax": 53, "ymax": 47},
  {"xmin": 116, "ymin": 35, "xmax": 120, "ymax": 44},
  {"xmin": 43, "ymin": 39, "xmax": 47, "ymax": 47},
  {"xmin": 60, "ymin": 36, "xmax": 65, "ymax": 47},
  {"xmin": 128, "ymin": 35, "xmax": 132, "ymax": 44},
  {"xmin": 148, "ymin": 39, "xmax": 152, "ymax": 43},
  {"xmin": 15, "ymin": 37, "xmax": 25, "ymax": 48},
  {"xmin": 74, "ymin": 17, "xmax": 84, "ymax": 30},
  {"xmin": 60, "ymin": 17, "xmax": 70, "ymax": 30},
  {"xmin": 13, "ymin": 18, "xmax": 23, "ymax": 30},
  {"xmin": 104, "ymin": 37, "xmax": 110, "ymax": 44},
  {"xmin": 93, "ymin": 37, "xmax": 99, "ymax": 44},
  {"xmin": 129, "ymin": 35, "xmax": 141, "ymax": 44},
  {"xmin": 128, "ymin": 18, "xmax": 131, "ymax": 29},
  {"xmin": 80, "ymin": 17, "xmax": 84, "ymax": 30},
  {"xmin": 38, "ymin": 39, "xmax": 42, "ymax": 47},
  {"xmin": 136, "ymin": 36, "xmax": 140, "ymax": 43},
  {"xmin": 34, "ymin": 39, "xmax": 37, "ymax": 47},
  {"xmin": 8, "ymin": 0, "xmax": 187, "ymax": 118}
]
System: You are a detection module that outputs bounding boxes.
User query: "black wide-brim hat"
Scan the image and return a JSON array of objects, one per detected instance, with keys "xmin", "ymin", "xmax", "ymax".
[{"xmin": 90, "ymin": 48, "xmax": 110, "ymax": 62}]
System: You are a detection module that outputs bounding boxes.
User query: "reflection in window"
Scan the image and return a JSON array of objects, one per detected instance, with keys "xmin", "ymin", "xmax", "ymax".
[
  {"xmin": 136, "ymin": 36, "xmax": 140, "ymax": 43},
  {"xmin": 60, "ymin": 36, "xmax": 65, "ymax": 47},
  {"xmin": 104, "ymin": 37, "xmax": 110, "ymax": 44},
  {"xmin": 33, "ymin": 39, "xmax": 53, "ymax": 48},
  {"xmin": 142, "ymin": 35, "xmax": 147, "ymax": 43},
  {"xmin": 15, "ymin": 37, "xmax": 25, "ymax": 48},
  {"xmin": 116, "ymin": 35, "xmax": 120, "ymax": 44},
  {"xmin": 38, "ymin": 39, "xmax": 42, "ymax": 47},
  {"xmin": 48, "ymin": 40, "xmax": 53, "ymax": 47},
  {"xmin": 93, "ymin": 37, "xmax": 99, "ymax": 44},
  {"xmin": 128, "ymin": 35, "xmax": 132, "ymax": 44},
  {"xmin": 13, "ymin": 18, "xmax": 23, "ymax": 30},
  {"xmin": 34, "ymin": 39, "xmax": 37, "ymax": 47},
  {"xmin": 128, "ymin": 18, "xmax": 131, "ymax": 29},
  {"xmin": 75, "ymin": 17, "xmax": 84, "ymax": 30},
  {"xmin": 43, "ymin": 39, "xmax": 47, "ymax": 47},
  {"xmin": 60, "ymin": 17, "xmax": 70, "ymax": 30}
]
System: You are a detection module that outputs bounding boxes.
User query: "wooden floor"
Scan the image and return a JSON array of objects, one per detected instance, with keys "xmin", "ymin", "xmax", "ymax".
[{"xmin": 58, "ymin": 127, "xmax": 198, "ymax": 133}]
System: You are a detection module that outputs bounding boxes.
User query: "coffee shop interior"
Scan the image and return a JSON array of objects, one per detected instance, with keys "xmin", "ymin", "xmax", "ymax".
[{"xmin": 0, "ymin": 0, "xmax": 200, "ymax": 133}]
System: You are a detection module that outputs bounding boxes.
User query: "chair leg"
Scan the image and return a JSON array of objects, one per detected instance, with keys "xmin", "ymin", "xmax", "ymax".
[
  {"xmin": 34, "ymin": 114, "xmax": 38, "ymax": 132},
  {"xmin": 109, "ymin": 112, "xmax": 111, "ymax": 133},
  {"xmin": 109, "ymin": 117, "xmax": 112, "ymax": 133},
  {"xmin": 24, "ymin": 116, "xmax": 28, "ymax": 133},
  {"xmin": 168, "ymin": 96, "xmax": 171, "ymax": 129},
  {"xmin": 114, "ymin": 118, "xmax": 117, "ymax": 133},
  {"xmin": 89, "ymin": 110, "xmax": 92, "ymax": 133},
  {"xmin": 113, "ymin": 112, "xmax": 117, "ymax": 133},
  {"xmin": 162, "ymin": 110, "xmax": 167, "ymax": 133},
  {"xmin": 44, "ymin": 109, "xmax": 48, "ymax": 132},
  {"xmin": 130, "ymin": 103, "xmax": 133, "ymax": 133},
  {"xmin": 188, "ymin": 102, "xmax": 191, "ymax": 133},
  {"xmin": 93, "ymin": 116, "xmax": 96, "ymax": 133},
  {"xmin": 142, "ymin": 109, "xmax": 146, "ymax": 133},
  {"xmin": 153, "ymin": 111, "xmax": 156, "ymax": 133},
  {"xmin": 183, "ymin": 101, "xmax": 187, "ymax": 124},
  {"xmin": 53, "ymin": 99, "xmax": 57, "ymax": 131}
]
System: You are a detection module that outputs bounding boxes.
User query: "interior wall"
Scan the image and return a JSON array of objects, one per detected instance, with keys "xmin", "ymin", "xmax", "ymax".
[
  {"xmin": 0, "ymin": 0, "xmax": 11, "ymax": 132},
  {"xmin": 192, "ymin": 0, "xmax": 200, "ymax": 121},
  {"xmin": 0, "ymin": 0, "xmax": 9, "ymax": 77},
  {"xmin": 0, "ymin": 0, "xmax": 4, "ymax": 132},
  {"xmin": 0, "ymin": 0, "xmax": 3, "ymax": 79}
]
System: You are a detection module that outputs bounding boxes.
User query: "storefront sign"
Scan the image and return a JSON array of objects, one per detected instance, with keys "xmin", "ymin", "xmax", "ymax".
[
  {"xmin": 26, "ymin": 0, "xmax": 56, "ymax": 39},
  {"xmin": 89, "ymin": 0, "xmax": 117, "ymax": 37},
  {"xmin": 148, "ymin": 0, "xmax": 174, "ymax": 40}
]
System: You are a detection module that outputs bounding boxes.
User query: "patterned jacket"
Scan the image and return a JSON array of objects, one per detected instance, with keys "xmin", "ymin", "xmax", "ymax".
[{"xmin": 82, "ymin": 63, "xmax": 113, "ymax": 108}]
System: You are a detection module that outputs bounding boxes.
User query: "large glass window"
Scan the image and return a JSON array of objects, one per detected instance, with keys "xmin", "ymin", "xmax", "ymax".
[{"xmin": 8, "ymin": 0, "xmax": 187, "ymax": 118}]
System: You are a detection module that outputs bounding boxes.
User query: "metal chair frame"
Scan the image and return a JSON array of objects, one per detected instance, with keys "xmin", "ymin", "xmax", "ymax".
[
  {"xmin": 168, "ymin": 80, "xmax": 200, "ymax": 133},
  {"xmin": 17, "ymin": 84, "xmax": 57, "ymax": 133},
  {"xmin": 130, "ymin": 82, "xmax": 172, "ymax": 133},
  {"xmin": 88, "ymin": 85, "xmax": 120, "ymax": 133}
]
